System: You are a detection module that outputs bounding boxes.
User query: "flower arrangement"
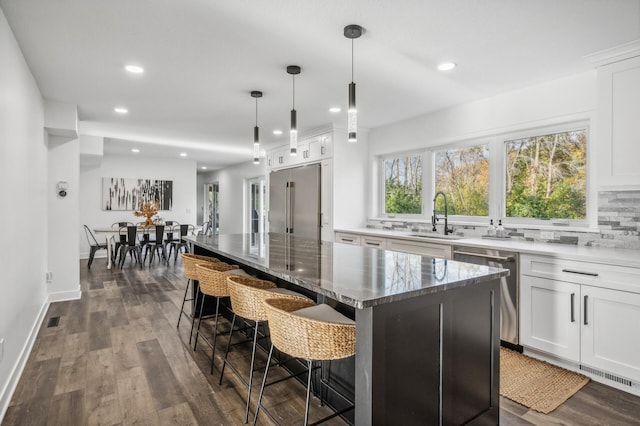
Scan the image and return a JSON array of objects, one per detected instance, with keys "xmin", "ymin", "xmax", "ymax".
[{"xmin": 134, "ymin": 201, "xmax": 159, "ymax": 226}]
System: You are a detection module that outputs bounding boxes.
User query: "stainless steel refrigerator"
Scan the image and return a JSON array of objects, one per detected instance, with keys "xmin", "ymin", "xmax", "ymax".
[{"xmin": 269, "ymin": 164, "xmax": 321, "ymax": 240}]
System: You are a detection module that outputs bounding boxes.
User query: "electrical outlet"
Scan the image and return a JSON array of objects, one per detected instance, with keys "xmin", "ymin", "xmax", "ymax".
[
  {"xmin": 46, "ymin": 272, "xmax": 53, "ymax": 283},
  {"xmin": 0, "ymin": 338, "xmax": 4, "ymax": 363},
  {"xmin": 540, "ymin": 231, "xmax": 554, "ymax": 240}
]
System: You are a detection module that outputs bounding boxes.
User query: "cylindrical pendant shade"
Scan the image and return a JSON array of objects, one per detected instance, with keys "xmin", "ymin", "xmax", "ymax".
[
  {"xmin": 290, "ymin": 109, "xmax": 297, "ymax": 155},
  {"xmin": 348, "ymin": 82, "xmax": 357, "ymax": 142},
  {"xmin": 254, "ymin": 126, "xmax": 259, "ymax": 143},
  {"xmin": 253, "ymin": 141, "xmax": 260, "ymax": 164}
]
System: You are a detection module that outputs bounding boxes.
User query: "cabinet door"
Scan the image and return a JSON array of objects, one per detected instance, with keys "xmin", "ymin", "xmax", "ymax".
[
  {"xmin": 520, "ymin": 275, "xmax": 581, "ymax": 362},
  {"xmin": 386, "ymin": 239, "xmax": 451, "ymax": 259},
  {"xmin": 308, "ymin": 134, "xmax": 332, "ymax": 160},
  {"xmin": 581, "ymin": 285, "xmax": 640, "ymax": 382},
  {"xmin": 596, "ymin": 55, "xmax": 640, "ymax": 188}
]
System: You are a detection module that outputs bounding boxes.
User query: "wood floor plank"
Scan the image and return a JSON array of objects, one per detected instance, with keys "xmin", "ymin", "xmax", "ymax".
[
  {"xmin": 5, "ymin": 358, "xmax": 61, "ymax": 425},
  {"xmin": 110, "ymin": 325, "xmax": 142, "ymax": 374},
  {"xmin": 106, "ymin": 297, "xmax": 130, "ymax": 327},
  {"xmin": 136, "ymin": 339, "xmax": 188, "ymax": 411},
  {"xmin": 47, "ymin": 389, "xmax": 85, "ymax": 426},
  {"xmin": 54, "ymin": 353, "xmax": 87, "ymax": 395},
  {"xmin": 115, "ymin": 366, "xmax": 156, "ymax": 424},
  {"xmin": 89, "ymin": 311, "xmax": 113, "ymax": 351},
  {"xmin": 156, "ymin": 401, "xmax": 199, "ymax": 426},
  {"xmin": 65, "ymin": 296, "xmax": 90, "ymax": 334}
]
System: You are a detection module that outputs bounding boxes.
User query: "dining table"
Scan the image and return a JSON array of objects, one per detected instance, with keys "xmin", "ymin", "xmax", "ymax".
[{"xmin": 93, "ymin": 224, "xmax": 198, "ymax": 269}]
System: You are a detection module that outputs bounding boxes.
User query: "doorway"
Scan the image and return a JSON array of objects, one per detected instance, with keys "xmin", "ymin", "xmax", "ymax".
[{"xmin": 204, "ymin": 182, "xmax": 219, "ymax": 235}]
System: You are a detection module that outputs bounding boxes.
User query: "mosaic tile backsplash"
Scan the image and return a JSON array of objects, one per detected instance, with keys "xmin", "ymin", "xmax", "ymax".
[{"xmin": 367, "ymin": 190, "xmax": 640, "ymax": 250}]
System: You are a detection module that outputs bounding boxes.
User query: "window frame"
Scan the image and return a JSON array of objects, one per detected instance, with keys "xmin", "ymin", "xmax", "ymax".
[
  {"xmin": 378, "ymin": 150, "xmax": 428, "ymax": 219},
  {"xmin": 430, "ymin": 138, "xmax": 493, "ymax": 223},
  {"xmin": 499, "ymin": 121, "xmax": 590, "ymax": 228}
]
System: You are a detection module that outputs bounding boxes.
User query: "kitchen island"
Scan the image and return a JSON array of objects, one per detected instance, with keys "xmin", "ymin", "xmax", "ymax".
[{"xmin": 185, "ymin": 233, "xmax": 509, "ymax": 425}]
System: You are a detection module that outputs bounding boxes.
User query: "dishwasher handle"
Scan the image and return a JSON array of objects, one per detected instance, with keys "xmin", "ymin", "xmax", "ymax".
[{"xmin": 453, "ymin": 250, "xmax": 515, "ymax": 262}]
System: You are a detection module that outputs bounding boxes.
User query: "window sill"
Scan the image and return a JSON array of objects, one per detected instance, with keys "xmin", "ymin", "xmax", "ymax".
[{"xmin": 368, "ymin": 217, "xmax": 600, "ymax": 233}]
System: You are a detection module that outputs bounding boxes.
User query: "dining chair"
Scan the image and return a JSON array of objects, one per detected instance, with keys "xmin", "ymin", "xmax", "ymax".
[
  {"xmin": 111, "ymin": 221, "xmax": 134, "ymax": 263},
  {"xmin": 143, "ymin": 224, "xmax": 167, "ymax": 265},
  {"xmin": 118, "ymin": 225, "xmax": 143, "ymax": 268},
  {"xmin": 168, "ymin": 224, "xmax": 195, "ymax": 263},
  {"xmin": 84, "ymin": 225, "xmax": 109, "ymax": 269},
  {"xmin": 136, "ymin": 221, "xmax": 152, "ymax": 252},
  {"xmin": 163, "ymin": 220, "xmax": 180, "ymax": 254}
]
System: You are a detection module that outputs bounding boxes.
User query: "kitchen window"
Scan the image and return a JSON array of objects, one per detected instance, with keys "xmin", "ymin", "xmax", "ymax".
[
  {"xmin": 382, "ymin": 153, "xmax": 423, "ymax": 216},
  {"xmin": 376, "ymin": 121, "xmax": 590, "ymax": 227},
  {"xmin": 434, "ymin": 144, "xmax": 489, "ymax": 217},
  {"xmin": 505, "ymin": 128, "xmax": 587, "ymax": 221}
]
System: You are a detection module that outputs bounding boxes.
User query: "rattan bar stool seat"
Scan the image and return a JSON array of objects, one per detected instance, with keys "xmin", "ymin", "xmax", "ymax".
[
  {"xmin": 254, "ymin": 298, "xmax": 356, "ymax": 426},
  {"xmin": 193, "ymin": 262, "xmax": 250, "ymax": 374},
  {"xmin": 177, "ymin": 253, "xmax": 221, "ymax": 344},
  {"xmin": 220, "ymin": 275, "xmax": 310, "ymax": 423}
]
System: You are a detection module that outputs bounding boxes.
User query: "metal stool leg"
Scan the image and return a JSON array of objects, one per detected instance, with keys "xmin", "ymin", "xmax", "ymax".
[
  {"xmin": 177, "ymin": 278, "xmax": 192, "ymax": 329},
  {"xmin": 244, "ymin": 320, "xmax": 260, "ymax": 423},
  {"xmin": 193, "ymin": 293, "xmax": 207, "ymax": 350},
  {"xmin": 253, "ymin": 343, "xmax": 275, "ymax": 426},
  {"xmin": 219, "ymin": 313, "xmax": 237, "ymax": 385},
  {"xmin": 304, "ymin": 360, "xmax": 313, "ymax": 426}
]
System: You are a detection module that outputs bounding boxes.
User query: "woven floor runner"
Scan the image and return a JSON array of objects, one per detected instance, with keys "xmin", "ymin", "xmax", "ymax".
[{"xmin": 500, "ymin": 347, "xmax": 590, "ymax": 414}]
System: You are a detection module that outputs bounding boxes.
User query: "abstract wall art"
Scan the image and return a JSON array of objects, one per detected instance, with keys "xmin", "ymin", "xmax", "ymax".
[{"xmin": 102, "ymin": 177, "xmax": 173, "ymax": 211}]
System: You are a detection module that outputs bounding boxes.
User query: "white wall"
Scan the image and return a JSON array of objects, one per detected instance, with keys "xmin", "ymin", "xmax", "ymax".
[
  {"xmin": 206, "ymin": 161, "xmax": 267, "ymax": 234},
  {"xmin": 79, "ymin": 155, "xmax": 198, "ymax": 258},
  {"xmin": 368, "ymin": 71, "xmax": 597, "ymax": 218},
  {"xmin": 47, "ymin": 137, "xmax": 80, "ymax": 302},
  {"xmin": 0, "ymin": 9, "xmax": 48, "ymax": 418}
]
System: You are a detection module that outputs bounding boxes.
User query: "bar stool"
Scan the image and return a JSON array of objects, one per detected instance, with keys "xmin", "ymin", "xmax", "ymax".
[
  {"xmin": 193, "ymin": 262, "xmax": 250, "ymax": 373},
  {"xmin": 176, "ymin": 253, "xmax": 220, "ymax": 343},
  {"xmin": 254, "ymin": 298, "xmax": 356, "ymax": 426},
  {"xmin": 220, "ymin": 275, "xmax": 310, "ymax": 424}
]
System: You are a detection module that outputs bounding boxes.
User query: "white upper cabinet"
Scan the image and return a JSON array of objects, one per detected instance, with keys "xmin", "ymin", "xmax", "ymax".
[
  {"xmin": 267, "ymin": 133, "xmax": 332, "ymax": 169},
  {"xmin": 596, "ymin": 53, "xmax": 640, "ymax": 189}
]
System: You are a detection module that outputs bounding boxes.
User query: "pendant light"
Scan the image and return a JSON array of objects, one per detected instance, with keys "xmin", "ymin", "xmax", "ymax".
[
  {"xmin": 344, "ymin": 24, "xmax": 363, "ymax": 143},
  {"xmin": 287, "ymin": 65, "xmax": 301, "ymax": 156},
  {"xmin": 251, "ymin": 90, "xmax": 262, "ymax": 164}
]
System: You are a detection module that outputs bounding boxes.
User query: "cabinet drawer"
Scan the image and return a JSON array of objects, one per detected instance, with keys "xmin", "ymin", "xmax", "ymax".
[
  {"xmin": 387, "ymin": 239, "xmax": 451, "ymax": 259},
  {"xmin": 361, "ymin": 237, "xmax": 387, "ymax": 250},
  {"xmin": 521, "ymin": 254, "xmax": 640, "ymax": 293},
  {"xmin": 335, "ymin": 232, "xmax": 361, "ymax": 245}
]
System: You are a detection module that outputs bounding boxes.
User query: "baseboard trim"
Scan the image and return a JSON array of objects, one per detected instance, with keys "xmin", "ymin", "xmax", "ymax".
[
  {"xmin": 0, "ymin": 299, "xmax": 50, "ymax": 422},
  {"xmin": 47, "ymin": 288, "xmax": 81, "ymax": 303}
]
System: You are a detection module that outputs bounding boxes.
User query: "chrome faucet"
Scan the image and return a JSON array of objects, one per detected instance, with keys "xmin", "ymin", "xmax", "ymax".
[{"xmin": 432, "ymin": 191, "xmax": 454, "ymax": 235}]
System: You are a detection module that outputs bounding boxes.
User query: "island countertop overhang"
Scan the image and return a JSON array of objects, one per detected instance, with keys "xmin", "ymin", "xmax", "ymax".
[{"xmin": 185, "ymin": 233, "xmax": 509, "ymax": 309}]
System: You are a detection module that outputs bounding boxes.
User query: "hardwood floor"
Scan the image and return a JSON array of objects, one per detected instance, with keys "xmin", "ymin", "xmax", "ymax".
[{"xmin": 3, "ymin": 257, "xmax": 640, "ymax": 425}]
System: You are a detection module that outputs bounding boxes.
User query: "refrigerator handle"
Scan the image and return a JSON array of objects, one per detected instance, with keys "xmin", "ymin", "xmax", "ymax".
[
  {"xmin": 285, "ymin": 181, "xmax": 290, "ymax": 233},
  {"xmin": 289, "ymin": 181, "xmax": 294, "ymax": 233}
]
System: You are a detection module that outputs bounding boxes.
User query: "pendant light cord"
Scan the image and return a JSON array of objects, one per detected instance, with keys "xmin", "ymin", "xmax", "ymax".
[
  {"xmin": 255, "ymin": 97, "xmax": 258, "ymax": 126},
  {"xmin": 292, "ymin": 74, "xmax": 295, "ymax": 109},
  {"xmin": 351, "ymin": 38, "xmax": 354, "ymax": 83}
]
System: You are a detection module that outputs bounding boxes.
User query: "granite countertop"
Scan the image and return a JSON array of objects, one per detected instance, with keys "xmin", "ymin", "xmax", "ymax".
[
  {"xmin": 336, "ymin": 228, "xmax": 640, "ymax": 269},
  {"xmin": 185, "ymin": 233, "xmax": 508, "ymax": 309}
]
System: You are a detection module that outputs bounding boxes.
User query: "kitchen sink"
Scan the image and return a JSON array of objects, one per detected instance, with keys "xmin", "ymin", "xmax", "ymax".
[{"xmin": 408, "ymin": 233, "xmax": 466, "ymax": 240}]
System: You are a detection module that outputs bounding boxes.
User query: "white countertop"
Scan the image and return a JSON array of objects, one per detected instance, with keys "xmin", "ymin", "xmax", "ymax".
[{"xmin": 336, "ymin": 228, "xmax": 640, "ymax": 269}]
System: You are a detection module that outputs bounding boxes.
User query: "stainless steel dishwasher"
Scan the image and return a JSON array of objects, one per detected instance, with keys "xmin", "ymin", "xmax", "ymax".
[{"xmin": 452, "ymin": 245, "xmax": 520, "ymax": 347}]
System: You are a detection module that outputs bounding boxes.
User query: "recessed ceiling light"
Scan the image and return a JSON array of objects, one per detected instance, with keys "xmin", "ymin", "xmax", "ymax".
[
  {"xmin": 273, "ymin": 129, "xmax": 283, "ymax": 135},
  {"xmin": 437, "ymin": 62, "xmax": 456, "ymax": 71},
  {"xmin": 125, "ymin": 64, "xmax": 144, "ymax": 74},
  {"xmin": 131, "ymin": 148, "xmax": 140, "ymax": 153},
  {"xmin": 114, "ymin": 107, "xmax": 128, "ymax": 114},
  {"xmin": 329, "ymin": 107, "xmax": 341, "ymax": 113},
  {"xmin": 201, "ymin": 166, "xmax": 207, "ymax": 170},
  {"xmin": 180, "ymin": 152, "xmax": 187, "ymax": 157}
]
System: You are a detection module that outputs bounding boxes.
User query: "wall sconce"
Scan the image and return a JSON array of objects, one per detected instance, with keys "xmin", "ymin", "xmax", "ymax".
[{"xmin": 56, "ymin": 181, "xmax": 68, "ymax": 197}]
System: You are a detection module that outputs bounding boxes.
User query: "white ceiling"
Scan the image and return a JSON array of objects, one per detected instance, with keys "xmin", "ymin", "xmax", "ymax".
[{"xmin": 2, "ymin": 0, "xmax": 639, "ymax": 171}]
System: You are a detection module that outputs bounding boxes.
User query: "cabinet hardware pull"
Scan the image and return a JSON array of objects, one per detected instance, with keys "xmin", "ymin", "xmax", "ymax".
[
  {"xmin": 570, "ymin": 293, "xmax": 575, "ymax": 322},
  {"xmin": 342, "ymin": 238, "xmax": 353, "ymax": 242},
  {"xmin": 562, "ymin": 269, "xmax": 599, "ymax": 277},
  {"xmin": 584, "ymin": 295, "xmax": 588, "ymax": 325},
  {"xmin": 452, "ymin": 251, "xmax": 514, "ymax": 262},
  {"xmin": 366, "ymin": 242, "xmax": 380, "ymax": 246}
]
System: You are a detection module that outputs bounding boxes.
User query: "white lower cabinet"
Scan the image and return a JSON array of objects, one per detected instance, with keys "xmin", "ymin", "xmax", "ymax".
[
  {"xmin": 520, "ymin": 275, "xmax": 581, "ymax": 362},
  {"xmin": 361, "ymin": 236, "xmax": 387, "ymax": 250},
  {"xmin": 520, "ymin": 253, "xmax": 640, "ymax": 383},
  {"xmin": 581, "ymin": 285, "xmax": 640, "ymax": 382}
]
